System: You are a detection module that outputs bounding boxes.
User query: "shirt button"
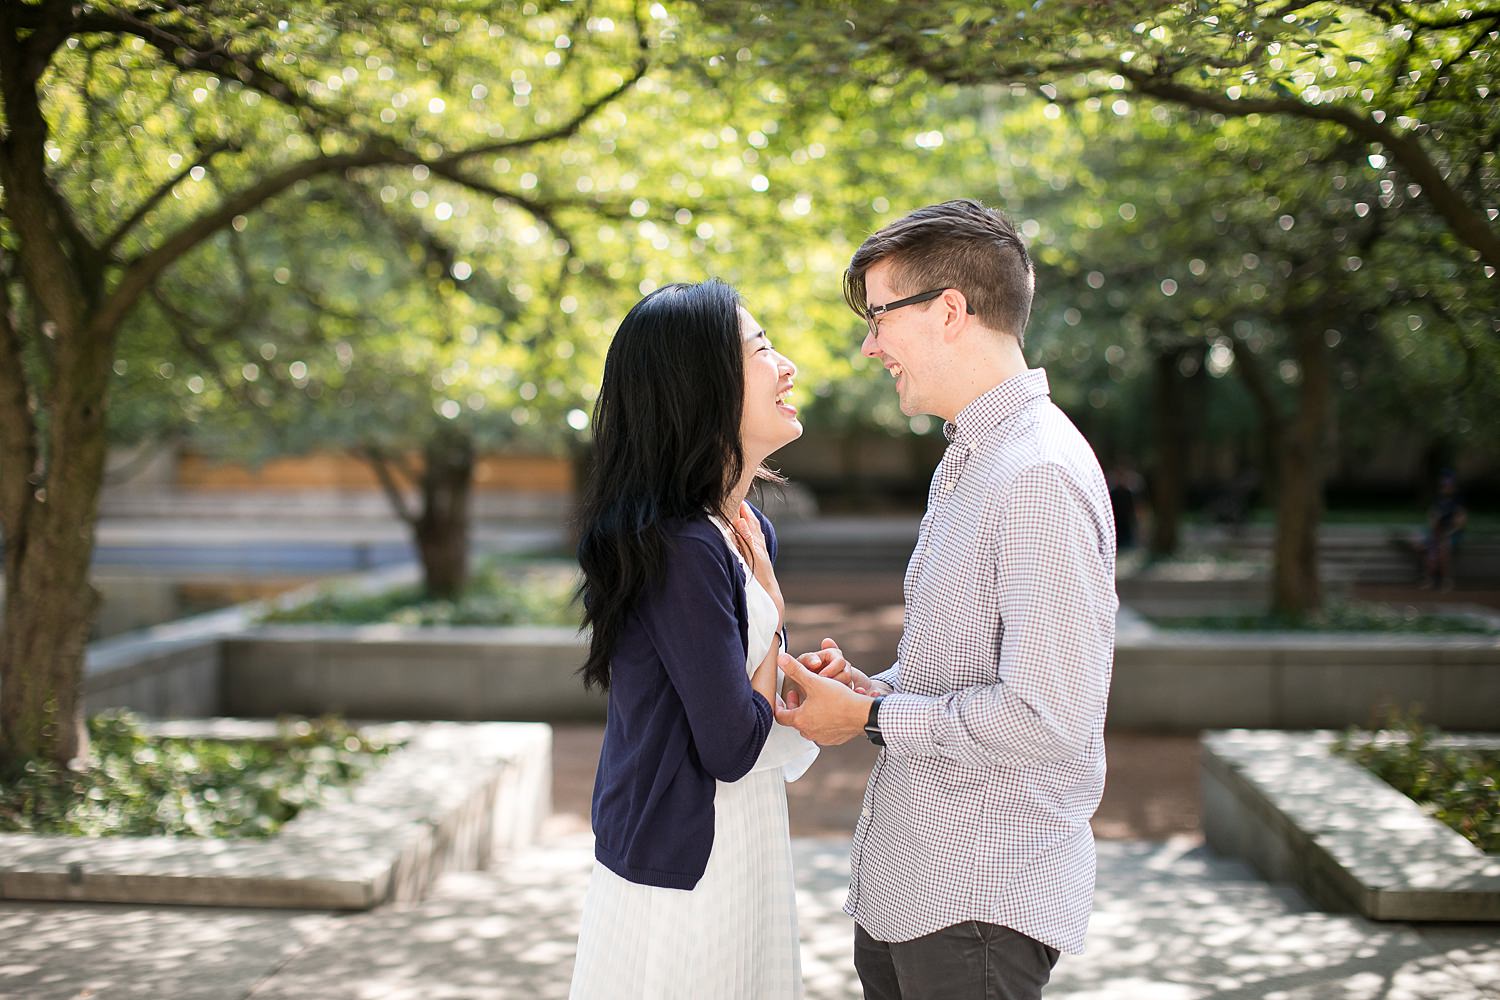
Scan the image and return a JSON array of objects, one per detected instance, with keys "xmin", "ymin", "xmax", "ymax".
[
  {"xmin": 943, "ymin": 481, "xmax": 956, "ymax": 492},
  {"xmin": 861, "ymin": 808, "xmax": 872, "ymax": 819}
]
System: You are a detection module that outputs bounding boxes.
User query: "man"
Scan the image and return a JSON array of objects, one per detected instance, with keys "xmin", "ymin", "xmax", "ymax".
[{"xmin": 777, "ymin": 199, "xmax": 1118, "ymax": 1000}]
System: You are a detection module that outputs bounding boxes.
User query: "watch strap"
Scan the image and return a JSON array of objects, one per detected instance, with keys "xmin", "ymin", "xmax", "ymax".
[{"xmin": 864, "ymin": 695, "xmax": 886, "ymax": 747}]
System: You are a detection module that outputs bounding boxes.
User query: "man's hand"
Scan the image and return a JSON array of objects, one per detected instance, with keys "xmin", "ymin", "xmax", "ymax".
[{"xmin": 773, "ymin": 651, "xmax": 874, "ymax": 746}]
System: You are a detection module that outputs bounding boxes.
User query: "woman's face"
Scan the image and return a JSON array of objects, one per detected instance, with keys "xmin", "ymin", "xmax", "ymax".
[{"xmin": 737, "ymin": 305, "xmax": 801, "ymax": 461}]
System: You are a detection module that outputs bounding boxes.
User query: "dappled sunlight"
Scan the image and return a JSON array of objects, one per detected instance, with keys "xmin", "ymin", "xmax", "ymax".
[
  {"xmin": 3, "ymin": 831, "xmax": 1493, "ymax": 998},
  {"xmin": 793, "ymin": 838, "xmax": 861, "ymax": 999},
  {"xmin": 1054, "ymin": 841, "xmax": 1492, "ymax": 999},
  {"xmin": 248, "ymin": 835, "xmax": 594, "ymax": 1000},
  {"xmin": 0, "ymin": 901, "xmax": 329, "ymax": 1000}
]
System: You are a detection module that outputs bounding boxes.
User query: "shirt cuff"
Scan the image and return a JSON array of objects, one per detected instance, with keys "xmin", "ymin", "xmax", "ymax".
[{"xmin": 875, "ymin": 692, "xmax": 938, "ymax": 757}]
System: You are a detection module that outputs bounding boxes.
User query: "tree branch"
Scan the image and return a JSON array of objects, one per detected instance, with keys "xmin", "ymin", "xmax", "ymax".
[
  {"xmin": 147, "ymin": 282, "xmax": 282, "ymax": 436},
  {"xmin": 71, "ymin": 9, "xmax": 329, "ymax": 127},
  {"xmin": 95, "ymin": 35, "xmax": 648, "ymax": 339},
  {"xmin": 103, "ymin": 140, "xmax": 239, "ymax": 256},
  {"xmin": 359, "ymin": 444, "xmax": 418, "ymax": 525},
  {"xmin": 1120, "ymin": 70, "xmax": 1500, "ymax": 268},
  {"xmin": 0, "ymin": 5, "xmax": 91, "ymax": 334},
  {"xmin": 430, "ymin": 55, "xmax": 649, "ymax": 166},
  {"xmin": 1228, "ymin": 332, "xmax": 1285, "ymax": 434}
]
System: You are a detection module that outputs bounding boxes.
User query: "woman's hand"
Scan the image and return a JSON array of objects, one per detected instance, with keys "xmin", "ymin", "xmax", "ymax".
[
  {"xmin": 789, "ymin": 637, "xmax": 891, "ymax": 704},
  {"xmin": 735, "ymin": 501, "xmax": 785, "ymax": 621}
]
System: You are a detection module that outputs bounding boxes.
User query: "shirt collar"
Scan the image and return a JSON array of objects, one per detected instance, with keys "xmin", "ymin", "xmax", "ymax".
[{"xmin": 943, "ymin": 368, "xmax": 1051, "ymax": 446}]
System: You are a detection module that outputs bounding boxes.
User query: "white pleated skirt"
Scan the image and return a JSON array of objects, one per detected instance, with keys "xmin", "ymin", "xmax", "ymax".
[{"xmin": 568, "ymin": 765, "xmax": 804, "ymax": 999}]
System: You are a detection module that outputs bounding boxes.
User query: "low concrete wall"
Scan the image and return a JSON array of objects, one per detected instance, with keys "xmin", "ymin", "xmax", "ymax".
[
  {"xmin": 222, "ymin": 625, "xmax": 603, "ymax": 722},
  {"xmin": 84, "ymin": 636, "xmax": 221, "ymax": 720},
  {"xmin": 1112, "ymin": 631, "xmax": 1500, "ymax": 731},
  {"xmin": 81, "ymin": 595, "xmax": 268, "ymax": 718},
  {"xmin": 79, "ymin": 562, "xmax": 1497, "ymax": 733},
  {"xmin": 79, "ymin": 564, "xmax": 419, "ymax": 719}
]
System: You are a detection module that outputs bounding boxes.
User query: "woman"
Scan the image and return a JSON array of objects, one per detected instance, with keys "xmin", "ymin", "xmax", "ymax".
[{"xmin": 569, "ymin": 279, "xmax": 817, "ymax": 999}]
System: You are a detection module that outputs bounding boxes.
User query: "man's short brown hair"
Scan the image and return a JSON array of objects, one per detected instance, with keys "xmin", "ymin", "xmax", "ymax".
[{"xmin": 844, "ymin": 198, "xmax": 1035, "ymax": 345}]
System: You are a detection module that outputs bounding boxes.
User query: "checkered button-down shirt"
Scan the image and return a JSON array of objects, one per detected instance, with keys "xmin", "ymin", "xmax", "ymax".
[{"xmin": 844, "ymin": 368, "xmax": 1118, "ymax": 955}]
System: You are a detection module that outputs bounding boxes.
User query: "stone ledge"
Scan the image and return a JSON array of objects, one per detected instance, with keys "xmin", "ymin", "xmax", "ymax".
[
  {"xmin": 0, "ymin": 720, "xmax": 550, "ymax": 910},
  {"xmin": 221, "ymin": 627, "xmax": 602, "ymax": 722},
  {"xmin": 1202, "ymin": 729, "xmax": 1500, "ymax": 922}
]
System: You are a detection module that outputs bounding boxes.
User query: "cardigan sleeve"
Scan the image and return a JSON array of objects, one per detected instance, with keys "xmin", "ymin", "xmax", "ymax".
[{"xmin": 637, "ymin": 533, "xmax": 773, "ymax": 782}]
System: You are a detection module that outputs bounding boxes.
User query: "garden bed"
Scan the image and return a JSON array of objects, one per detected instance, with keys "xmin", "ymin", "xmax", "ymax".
[
  {"xmin": 1151, "ymin": 600, "xmax": 1498, "ymax": 636},
  {"xmin": 0, "ymin": 720, "xmax": 550, "ymax": 910},
  {"xmin": 1333, "ymin": 722, "xmax": 1498, "ymax": 855},
  {"xmin": 258, "ymin": 558, "xmax": 578, "ymax": 628},
  {"xmin": 1, "ymin": 712, "xmax": 394, "ymax": 839}
]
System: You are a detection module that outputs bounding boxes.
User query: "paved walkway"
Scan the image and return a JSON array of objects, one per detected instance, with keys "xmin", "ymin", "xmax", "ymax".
[{"xmin": 3, "ymin": 830, "xmax": 1495, "ymax": 999}]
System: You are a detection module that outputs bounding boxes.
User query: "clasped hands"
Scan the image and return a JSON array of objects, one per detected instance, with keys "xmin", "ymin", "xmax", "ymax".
[
  {"xmin": 732, "ymin": 506, "xmax": 890, "ymax": 746},
  {"xmin": 774, "ymin": 637, "xmax": 893, "ymax": 746}
]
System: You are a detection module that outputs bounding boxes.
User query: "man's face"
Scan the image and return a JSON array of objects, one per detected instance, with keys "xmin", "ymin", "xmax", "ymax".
[{"xmin": 859, "ymin": 260, "xmax": 944, "ymax": 418}]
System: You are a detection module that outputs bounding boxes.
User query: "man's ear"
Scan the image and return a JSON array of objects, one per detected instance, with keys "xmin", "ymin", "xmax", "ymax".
[{"xmin": 940, "ymin": 289, "xmax": 972, "ymax": 344}]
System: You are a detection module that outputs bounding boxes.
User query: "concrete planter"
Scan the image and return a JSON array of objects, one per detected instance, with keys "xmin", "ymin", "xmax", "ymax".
[
  {"xmin": 0, "ymin": 720, "xmax": 551, "ymax": 910},
  {"xmin": 1202, "ymin": 729, "xmax": 1500, "ymax": 922}
]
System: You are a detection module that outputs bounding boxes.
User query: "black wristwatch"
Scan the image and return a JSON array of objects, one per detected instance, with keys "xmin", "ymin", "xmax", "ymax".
[{"xmin": 864, "ymin": 696, "xmax": 886, "ymax": 747}]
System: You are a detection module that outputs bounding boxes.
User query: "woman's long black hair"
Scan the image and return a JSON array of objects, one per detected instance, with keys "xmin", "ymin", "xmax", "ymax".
[{"xmin": 575, "ymin": 279, "xmax": 748, "ymax": 691}]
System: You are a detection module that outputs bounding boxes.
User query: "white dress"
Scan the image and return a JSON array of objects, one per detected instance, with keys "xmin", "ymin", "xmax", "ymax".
[{"xmin": 569, "ymin": 522, "xmax": 819, "ymax": 999}]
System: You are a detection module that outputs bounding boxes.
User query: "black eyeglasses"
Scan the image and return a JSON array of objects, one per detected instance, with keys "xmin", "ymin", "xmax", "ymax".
[{"xmin": 865, "ymin": 288, "xmax": 974, "ymax": 335}]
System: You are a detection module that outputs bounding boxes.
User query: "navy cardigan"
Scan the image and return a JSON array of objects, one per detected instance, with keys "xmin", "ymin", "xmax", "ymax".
[{"xmin": 589, "ymin": 505, "xmax": 778, "ymax": 890}]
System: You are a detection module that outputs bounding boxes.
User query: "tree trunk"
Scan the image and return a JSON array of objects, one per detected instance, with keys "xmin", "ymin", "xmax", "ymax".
[
  {"xmin": 1269, "ymin": 326, "xmax": 1332, "ymax": 618},
  {"xmin": 414, "ymin": 427, "xmax": 475, "ymax": 601},
  {"xmin": 0, "ymin": 4, "xmax": 114, "ymax": 767},
  {"xmin": 0, "ymin": 301, "xmax": 113, "ymax": 769},
  {"xmin": 1147, "ymin": 347, "xmax": 1187, "ymax": 557},
  {"xmin": 0, "ymin": 313, "xmax": 113, "ymax": 768},
  {"xmin": 1, "ymin": 537, "xmax": 98, "ymax": 769}
]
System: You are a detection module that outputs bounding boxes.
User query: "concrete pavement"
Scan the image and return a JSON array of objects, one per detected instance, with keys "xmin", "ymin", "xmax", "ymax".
[{"xmin": 3, "ymin": 830, "xmax": 1494, "ymax": 999}]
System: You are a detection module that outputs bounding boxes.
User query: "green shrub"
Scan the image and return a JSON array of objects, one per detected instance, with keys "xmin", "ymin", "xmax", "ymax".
[
  {"xmin": 261, "ymin": 560, "xmax": 578, "ymax": 627},
  {"xmin": 1153, "ymin": 600, "xmax": 1496, "ymax": 634},
  {"xmin": 1333, "ymin": 716, "xmax": 1500, "ymax": 854},
  {"xmin": 0, "ymin": 712, "xmax": 396, "ymax": 838}
]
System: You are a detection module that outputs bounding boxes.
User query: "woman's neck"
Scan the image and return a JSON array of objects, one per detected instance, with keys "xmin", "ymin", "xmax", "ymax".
[{"xmin": 720, "ymin": 456, "xmax": 763, "ymax": 520}]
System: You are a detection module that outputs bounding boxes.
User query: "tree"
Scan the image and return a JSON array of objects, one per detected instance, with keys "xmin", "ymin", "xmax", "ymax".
[
  {"xmin": 0, "ymin": 0, "xmax": 652, "ymax": 767},
  {"xmin": 697, "ymin": 0, "xmax": 1500, "ymax": 614},
  {"xmin": 700, "ymin": 1, "xmax": 1499, "ymax": 269}
]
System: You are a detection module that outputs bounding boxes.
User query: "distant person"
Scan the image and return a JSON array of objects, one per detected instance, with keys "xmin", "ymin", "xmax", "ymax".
[
  {"xmin": 568, "ymin": 280, "xmax": 818, "ymax": 999},
  {"xmin": 1422, "ymin": 470, "xmax": 1468, "ymax": 590},
  {"xmin": 1210, "ymin": 468, "xmax": 1258, "ymax": 537},
  {"xmin": 1106, "ymin": 460, "xmax": 1145, "ymax": 551}
]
